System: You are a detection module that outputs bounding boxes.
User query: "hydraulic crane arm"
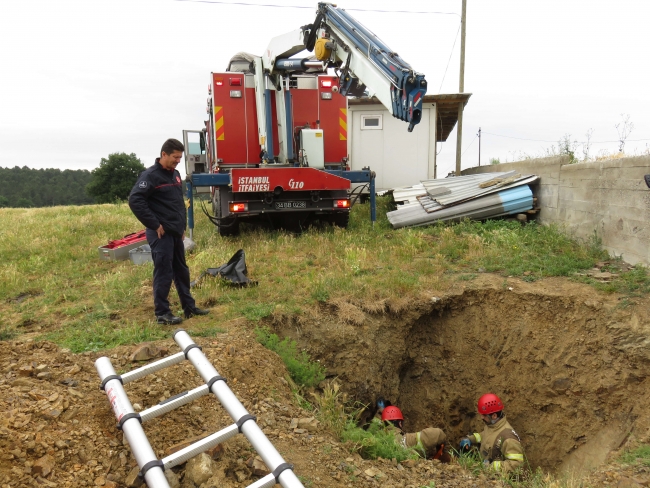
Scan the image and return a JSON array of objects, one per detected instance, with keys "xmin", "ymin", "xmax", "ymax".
[
  {"xmin": 303, "ymin": 2, "xmax": 428, "ymax": 132},
  {"xmin": 250, "ymin": 2, "xmax": 428, "ymax": 162}
]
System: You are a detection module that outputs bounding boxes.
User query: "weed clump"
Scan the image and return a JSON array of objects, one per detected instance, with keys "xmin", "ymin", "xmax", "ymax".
[
  {"xmin": 619, "ymin": 444, "xmax": 650, "ymax": 466},
  {"xmin": 342, "ymin": 419, "xmax": 419, "ymax": 462},
  {"xmin": 255, "ymin": 328, "xmax": 325, "ymax": 388},
  {"xmin": 0, "ymin": 326, "xmax": 16, "ymax": 341}
]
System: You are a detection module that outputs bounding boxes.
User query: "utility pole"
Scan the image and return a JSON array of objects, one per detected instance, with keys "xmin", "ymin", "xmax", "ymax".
[
  {"xmin": 478, "ymin": 127, "xmax": 481, "ymax": 166},
  {"xmin": 455, "ymin": 0, "xmax": 467, "ymax": 176}
]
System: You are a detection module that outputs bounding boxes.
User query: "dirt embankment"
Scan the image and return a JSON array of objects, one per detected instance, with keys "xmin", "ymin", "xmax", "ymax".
[
  {"xmin": 269, "ymin": 275, "xmax": 650, "ymax": 474},
  {"xmin": 0, "ymin": 328, "xmax": 483, "ymax": 488},
  {"xmin": 2, "ymin": 275, "xmax": 650, "ymax": 487}
]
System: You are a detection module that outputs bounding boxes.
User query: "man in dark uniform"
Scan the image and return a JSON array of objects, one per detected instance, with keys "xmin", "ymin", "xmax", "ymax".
[{"xmin": 129, "ymin": 138, "xmax": 209, "ymax": 325}]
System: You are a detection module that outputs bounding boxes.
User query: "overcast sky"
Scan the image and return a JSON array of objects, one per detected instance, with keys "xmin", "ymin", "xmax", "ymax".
[{"xmin": 1, "ymin": 0, "xmax": 649, "ymax": 179}]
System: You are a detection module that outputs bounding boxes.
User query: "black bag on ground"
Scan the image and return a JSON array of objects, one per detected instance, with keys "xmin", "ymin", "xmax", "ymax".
[{"xmin": 190, "ymin": 249, "xmax": 256, "ymax": 287}]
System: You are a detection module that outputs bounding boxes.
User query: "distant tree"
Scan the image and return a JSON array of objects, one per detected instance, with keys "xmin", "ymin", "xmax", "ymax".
[
  {"xmin": 0, "ymin": 167, "xmax": 95, "ymax": 207},
  {"xmin": 15, "ymin": 197, "xmax": 34, "ymax": 208},
  {"xmin": 86, "ymin": 153, "xmax": 145, "ymax": 204},
  {"xmin": 0, "ymin": 196, "xmax": 8, "ymax": 208},
  {"xmin": 489, "ymin": 158, "xmax": 501, "ymax": 165}
]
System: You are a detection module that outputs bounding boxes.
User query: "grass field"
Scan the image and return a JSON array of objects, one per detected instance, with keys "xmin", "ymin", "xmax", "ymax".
[{"xmin": 0, "ymin": 197, "xmax": 646, "ymax": 352}]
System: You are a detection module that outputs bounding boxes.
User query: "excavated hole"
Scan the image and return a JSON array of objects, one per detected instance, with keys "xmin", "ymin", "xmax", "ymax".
[{"xmin": 269, "ymin": 284, "xmax": 650, "ymax": 475}]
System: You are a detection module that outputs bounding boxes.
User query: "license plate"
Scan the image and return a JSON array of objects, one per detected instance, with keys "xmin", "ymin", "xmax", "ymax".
[{"xmin": 275, "ymin": 201, "xmax": 306, "ymax": 210}]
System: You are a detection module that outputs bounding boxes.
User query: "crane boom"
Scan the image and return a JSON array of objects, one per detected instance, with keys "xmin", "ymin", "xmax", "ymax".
[
  {"xmin": 251, "ymin": 2, "xmax": 429, "ymax": 162},
  {"xmin": 303, "ymin": 2, "xmax": 428, "ymax": 132}
]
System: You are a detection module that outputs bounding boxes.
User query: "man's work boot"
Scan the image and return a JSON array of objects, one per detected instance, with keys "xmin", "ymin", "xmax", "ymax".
[
  {"xmin": 156, "ymin": 313, "xmax": 183, "ymax": 325},
  {"xmin": 184, "ymin": 307, "xmax": 210, "ymax": 319}
]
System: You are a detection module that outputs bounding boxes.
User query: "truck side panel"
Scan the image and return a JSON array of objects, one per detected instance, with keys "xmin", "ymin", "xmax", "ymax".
[
  {"xmin": 212, "ymin": 73, "xmax": 249, "ymax": 164},
  {"xmin": 318, "ymin": 75, "xmax": 348, "ymax": 164},
  {"xmin": 291, "ymin": 80, "xmax": 319, "ymax": 141},
  {"xmin": 244, "ymin": 75, "xmax": 259, "ymax": 165}
]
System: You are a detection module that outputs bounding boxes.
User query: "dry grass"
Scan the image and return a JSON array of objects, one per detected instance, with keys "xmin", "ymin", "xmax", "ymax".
[{"xmin": 0, "ymin": 197, "xmax": 633, "ymax": 351}]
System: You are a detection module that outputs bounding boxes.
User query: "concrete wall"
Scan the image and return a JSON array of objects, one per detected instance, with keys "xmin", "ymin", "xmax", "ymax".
[{"xmin": 463, "ymin": 155, "xmax": 650, "ymax": 265}]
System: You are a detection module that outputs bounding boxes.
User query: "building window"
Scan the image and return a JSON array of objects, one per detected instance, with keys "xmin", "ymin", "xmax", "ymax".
[{"xmin": 361, "ymin": 114, "xmax": 383, "ymax": 130}]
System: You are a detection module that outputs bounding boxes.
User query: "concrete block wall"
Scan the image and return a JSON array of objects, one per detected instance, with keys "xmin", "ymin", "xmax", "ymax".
[{"xmin": 462, "ymin": 155, "xmax": 650, "ymax": 265}]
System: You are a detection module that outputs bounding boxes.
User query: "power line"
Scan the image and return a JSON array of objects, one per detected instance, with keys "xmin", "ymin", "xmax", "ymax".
[
  {"xmin": 482, "ymin": 131, "xmax": 650, "ymax": 145},
  {"xmin": 482, "ymin": 132, "xmax": 555, "ymax": 143},
  {"xmin": 462, "ymin": 133, "xmax": 477, "ymax": 155},
  {"xmin": 438, "ymin": 21, "xmax": 461, "ymax": 93},
  {"xmin": 174, "ymin": 0, "xmax": 460, "ymax": 16},
  {"xmin": 176, "ymin": 0, "xmax": 463, "ymax": 93}
]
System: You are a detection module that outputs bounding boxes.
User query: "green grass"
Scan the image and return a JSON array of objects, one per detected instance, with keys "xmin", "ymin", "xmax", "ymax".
[
  {"xmin": 0, "ymin": 197, "xmax": 646, "ymax": 352},
  {"xmin": 297, "ymin": 476, "xmax": 313, "ymax": 488},
  {"xmin": 454, "ymin": 450, "xmax": 486, "ymax": 476},
  {"xmin": 44, "ymin": 317, "xmax": 167, "ymax": 353},
  {"xmin": 0, "ymin": 326, "xmax": 17, "ymax": 341},
  {"xmin": 341, "ymin": 419, "xmax": 420, "ymax": 462},
  {"xmin": 255, "ymin": 328, "xmax": 326, "ymax": 388},
  {"xmin": 619, "ymin": 444, "xmax": 650, "ymax": 466},
  {"xmin": 579, "ymin": 264, "xmax": 650, "ymax": 296},
  {"xmin": 452, "ymin": 450, "xmax": 585, "ymax": 488},
  {"xmin": 190, "ymin": 326, "xmax": 227, "ymax": 337}
]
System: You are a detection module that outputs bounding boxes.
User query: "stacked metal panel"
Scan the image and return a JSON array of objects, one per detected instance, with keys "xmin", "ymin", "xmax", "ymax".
[{"xmin": 386, "ymin": 172, "xmax": 538, "ymax": 229}]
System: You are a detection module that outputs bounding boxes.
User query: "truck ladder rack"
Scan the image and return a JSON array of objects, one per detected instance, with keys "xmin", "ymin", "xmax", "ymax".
[{"xmin": 95, "ymin": 329, "xmax": 304, "ymax": 488}]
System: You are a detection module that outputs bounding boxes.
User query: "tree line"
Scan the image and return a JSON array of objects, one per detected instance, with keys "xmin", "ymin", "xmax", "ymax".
[{"xmin": 0, "ymin": 153, "xmax": 147, "ymax": 208}]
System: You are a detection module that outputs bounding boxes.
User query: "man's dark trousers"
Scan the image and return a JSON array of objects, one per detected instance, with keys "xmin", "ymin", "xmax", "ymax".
[{"xmin": 146, "ymin": 229, "xmax": 196, "ymax": 316}]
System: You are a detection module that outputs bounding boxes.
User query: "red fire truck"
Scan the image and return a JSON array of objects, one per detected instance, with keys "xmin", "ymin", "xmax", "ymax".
[{"xmin": 184, "ymin": 3, "xmax": 427, "ymax": 236}]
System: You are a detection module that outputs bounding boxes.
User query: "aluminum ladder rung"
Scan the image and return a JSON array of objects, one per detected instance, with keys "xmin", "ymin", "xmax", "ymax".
[
  {"xmin": 246, "ymin": 473, "xmax": 278, "ymax": 488},
  {"xmin": 121, "ymin": 351, "xmax": 186, "ymax": 384},
  {"xmin": 95, "ymin": 329, "xmax": 305, "ymax": 488},
  {"xmin": 140, "ymin": 384, "xmax": 210, "ymax": 423},
  {"xmin": 162, "ymin": 423, "xmax": 239, "ymax": 470}
]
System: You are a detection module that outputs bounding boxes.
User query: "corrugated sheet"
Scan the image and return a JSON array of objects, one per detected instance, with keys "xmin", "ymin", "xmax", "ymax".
[
  {"xmin": 392, "ymin": 184, "xmax": 426, "ymax": 204},
  {"xmin": 386, "ymin": 173, "xmax": 539, "ymax": 229}
]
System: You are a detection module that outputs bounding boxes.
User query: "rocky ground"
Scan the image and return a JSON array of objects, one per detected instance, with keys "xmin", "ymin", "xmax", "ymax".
[
  {"xmin": 2, "ymin": 275, "xmax": 650, "ymax": 487},
  {"xmin": 0, "ymin": 331, "xmax": 492, "ymax": 488}
]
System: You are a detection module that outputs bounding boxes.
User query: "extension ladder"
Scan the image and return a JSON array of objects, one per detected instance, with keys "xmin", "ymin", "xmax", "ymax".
[{"xmin": 95, "ymin": 329, "xmax": 304, "ymax": 488}]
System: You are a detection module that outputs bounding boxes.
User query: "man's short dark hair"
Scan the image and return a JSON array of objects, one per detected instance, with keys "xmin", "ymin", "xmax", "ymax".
[{"xmin": 161, "ymin": 138, "xmax": 185, "ymax": 156}]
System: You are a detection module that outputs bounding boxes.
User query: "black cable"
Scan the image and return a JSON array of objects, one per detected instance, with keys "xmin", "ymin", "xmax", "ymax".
[
  {"xmin": 349, "ymin": 183, "xmax": 369, "ymax": 207},
  {"xmin": 438, "ymin": 21, "xmax": 462, "ymax": 93},
  {"xmin": 199, "ymin": 197, "xmax": 238, "ymax": 228},
  {"xmin": 174, "ymin": 0, "xmax": 460, "ymax": 17},
  {"xmin": 462, "ymin": 134, "xmax": 478, "ymax": 155}
]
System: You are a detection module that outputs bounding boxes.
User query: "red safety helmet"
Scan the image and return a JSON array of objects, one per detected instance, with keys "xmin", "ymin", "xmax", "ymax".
[
  {"xmin": 381, "ymin": 406, "xmax": 404, "ymax": 422},
  {"xmin": 477, "ymin": 393, "xmax": 503, "ymax": 415}
]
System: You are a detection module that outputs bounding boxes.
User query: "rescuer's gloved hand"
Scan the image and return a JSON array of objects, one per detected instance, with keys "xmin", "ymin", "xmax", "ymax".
[{"xmin": 459, "ymin": 438, "xmax": 471, "ymax": 452}]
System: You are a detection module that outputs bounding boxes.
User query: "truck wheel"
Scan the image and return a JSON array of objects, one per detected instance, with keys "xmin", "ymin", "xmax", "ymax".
[
  {"xmin": 213, "ymin": 192, "xmax": 240, "ymax": 237},
  {"xmin": 331, "ymin": 212, "xmax": 350, "ymax": 229}
]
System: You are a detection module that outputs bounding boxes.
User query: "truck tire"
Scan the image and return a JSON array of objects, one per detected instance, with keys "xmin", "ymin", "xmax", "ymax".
[
  {"xmin": 331, "ymin": 212, "xmax": 350, "ymax": 229},
  {"xmin": 212, "ymin": 190, "xmax": 240, "ymax": 237}
]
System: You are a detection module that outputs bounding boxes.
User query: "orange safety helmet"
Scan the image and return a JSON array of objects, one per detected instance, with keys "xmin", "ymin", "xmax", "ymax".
[
  {"xmin": 381, "ymin": 406, "xmax": 404, "ymax": 422},
  {"xmin": 477, "ymin": 393, "xmax": 503, "ymax": 415}
]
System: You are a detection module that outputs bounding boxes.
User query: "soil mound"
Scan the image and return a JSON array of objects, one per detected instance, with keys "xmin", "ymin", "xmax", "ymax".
[
  {"xmin": 2, "ymin": 275, "xmax": 650, "ymax": 487},
  {"xmin": 0, "ymin": 330, "xmax": 480, "ymax": 487},
  {"xmin": 269, "ymin": 275, "xmax": 650, "ymax": 475}
]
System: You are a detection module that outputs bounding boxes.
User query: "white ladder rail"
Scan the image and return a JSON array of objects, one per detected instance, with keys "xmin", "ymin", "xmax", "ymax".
[{"xmin": 95, "ymin": 329, "xmax": 304, "ymax": 488}]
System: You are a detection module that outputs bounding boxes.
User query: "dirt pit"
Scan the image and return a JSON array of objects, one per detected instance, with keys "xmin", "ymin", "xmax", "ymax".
[
  {"xmin": 2, "ymin": 275, "xmax": 650, "ymax": 487},
  {"xmin": 269, "ymin": 275, "xmax": 650, "ymax": 475}
]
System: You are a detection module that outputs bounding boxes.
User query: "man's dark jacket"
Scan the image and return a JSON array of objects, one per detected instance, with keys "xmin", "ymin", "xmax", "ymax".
[{"xmin": 129, "ymin": 159, "xmax": 186, "ymax": 236}]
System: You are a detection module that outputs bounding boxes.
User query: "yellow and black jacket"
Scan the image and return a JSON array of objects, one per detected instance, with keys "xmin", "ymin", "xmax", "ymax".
[{"xmin": 466, "ymin": 415, "xmax": 523, "ymax": 473}]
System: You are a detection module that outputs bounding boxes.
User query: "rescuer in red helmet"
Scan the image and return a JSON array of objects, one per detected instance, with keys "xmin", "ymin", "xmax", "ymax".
[
  {"xmin": 381, "ymin": 406, "xmax": 447, "ymax": 461},
  {"xmin": 459, "ymin": 393, "xmax": 524, "ymax": 474}
]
